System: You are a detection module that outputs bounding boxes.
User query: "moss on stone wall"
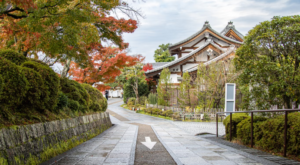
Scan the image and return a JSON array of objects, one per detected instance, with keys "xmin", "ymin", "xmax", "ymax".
[{"xmin": 0, "ymin": 112, "xmax": 111, "ymax": 165}]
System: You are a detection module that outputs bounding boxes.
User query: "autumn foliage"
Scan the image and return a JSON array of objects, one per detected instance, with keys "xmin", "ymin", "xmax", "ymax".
[
  {"xmin": 142, "ymin": 63, "xmax": 156, "ymax": 88},
  {"xmin": 69, "ymin": 46, "xmax": 139, "ymax": 91}
]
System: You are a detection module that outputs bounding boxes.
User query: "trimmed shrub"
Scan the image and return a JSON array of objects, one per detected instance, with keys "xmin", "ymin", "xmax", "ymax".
[
  {"xmin": 162, "ymin": 110, "xmax": 173, "ymax": 117},
  {"xmin": 127, "ymin": 97, "xmax": 136, "ymax": 106},
  {"xmin": 0, "ymin": 49, "xmax": 27, "ymax": 65},
  {"xmin": 0, "ymin": 57, "xmax": 28, "ymax": 110},
  {"xmin": 139, "ymin": 96, "xmax": 147, "ymax": 105},
  {"xmin": 56, "ymin": 92, "xmax": 68, "ymax": 111},
  {"xmin": 203, "ymin": 113, "xmax": 211, "ymax": 121},
  {"xmin": 22, "ymin": 61, "xmax": 60, "ymax": 111},
  {"xmin": 148, "ymin": 93, "xmax": 157, "ymax": 104},
  {"xmin": 60, "ymin": 78, "xmax": 90, "ymax": 112},
  {"xmin": 223, "ymin": 113, "xmax": 249, "ymax": 140},
  {"xmin": 68, "ymin": 99, "xmax": 79, "ymax": 111},
  {"xmin": 82, "ymin": 83, "xmax": 107, "ymax": 112},
  {"xmin": 237, "ymin": 116, "xmax": 268, "ymax": 144},
  {"xmin": 20, "ymin": 67, "xmax": 48, "ymax": 111}
]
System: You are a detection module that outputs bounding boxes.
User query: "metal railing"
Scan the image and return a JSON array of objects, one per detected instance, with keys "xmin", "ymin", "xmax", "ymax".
[{"xmin": 216, "ymin": 109, "xmax": 300, "ymax": 157}]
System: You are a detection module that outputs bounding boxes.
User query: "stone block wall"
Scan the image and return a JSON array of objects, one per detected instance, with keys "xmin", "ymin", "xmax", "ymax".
[{"xmin": 0, "ymin": 112, "xmax": 112, "ymax": 165}]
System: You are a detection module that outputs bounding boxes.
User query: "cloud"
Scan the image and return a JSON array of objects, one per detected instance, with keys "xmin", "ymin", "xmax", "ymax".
[{"xmin": 122, "ymin": 0, "xmax": 300, "ymax": 62}]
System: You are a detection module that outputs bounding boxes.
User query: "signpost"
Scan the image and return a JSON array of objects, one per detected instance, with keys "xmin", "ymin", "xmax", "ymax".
[{"xmin": 225, "ymin": 83, "xmax": 236, "ymax": 116}]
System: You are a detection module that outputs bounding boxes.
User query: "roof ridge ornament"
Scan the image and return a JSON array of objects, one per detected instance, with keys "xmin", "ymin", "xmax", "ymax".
[{"xmin": 203, "ymin": 21, "xmax": 211, "ymax": 28}]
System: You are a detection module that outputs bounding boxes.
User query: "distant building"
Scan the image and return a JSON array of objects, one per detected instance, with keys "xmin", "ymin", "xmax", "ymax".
[{"xmin": 145, "ymin": 21, "xmax": 243, "ymax": 90}]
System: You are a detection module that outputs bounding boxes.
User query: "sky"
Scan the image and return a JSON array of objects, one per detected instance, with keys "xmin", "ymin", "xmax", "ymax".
[{"xmin": 120, "ymin": 0, "xmax": 300, "ymax": 63}]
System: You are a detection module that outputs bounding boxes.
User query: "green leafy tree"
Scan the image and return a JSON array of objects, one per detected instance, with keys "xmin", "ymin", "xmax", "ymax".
[
  {"xmin": 122, "ymin": 55, "xmax": 146, "ymax": 103},
  {"xmin": 154, "ymin": 43, "xmax": 175, "ymax": 62},
  {"xmin": 178, "ymin": 72, "xmax": 192, "ymax": 107},
  {"xmin": 157, "ymin": 68, "xmax": 172, "ymax": 106},
  {"xmin": 234, "ymin": 15, "xmax": 300, "ymax": 109}
]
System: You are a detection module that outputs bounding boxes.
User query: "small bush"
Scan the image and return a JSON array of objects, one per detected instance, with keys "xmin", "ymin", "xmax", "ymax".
[
  {"xmin": 139, "ymin": 96, "xmax": 147, "ymax": 105},
  {"xmin": 148, "ymin": 93, "xmax": 157, "ymax": 104},
  {"xmin": 223, "ymin": 113, "xmax": 249, "ymax": 140},
  {"xmin": 0, "ymin": 57, "xmax": 29, "ymax": 110},
  {"xmin": 162, "ymin": 110, "xmax": 173, "ymax": 117},
  {"xmin": 21, "ymin": 67, "xmax": 48, "ymax": 111},
  {"xmin": 203, "ymin": 113, "xmax": 211, "ymax": 121},
  {"xmin": 22, "ymin": 61, "xmax": 60, "ymax": 111},
  {"xmin": 68, "ymin": 99, "xmax": 79, "ymax": 111},
  {"xmin": 172, "ymin": 112, "xmax": 180, "ymax": 120},
  {"xmin": 56, "ymin": 92, "xmax": 68, "ymax": 111},
  {"xmin": 81, "ymin": 84, "xmax": 107, "ymax": 112},
  {"xmin": 0, "ymin": 49, "xmax": 27, "ymax": 65}
]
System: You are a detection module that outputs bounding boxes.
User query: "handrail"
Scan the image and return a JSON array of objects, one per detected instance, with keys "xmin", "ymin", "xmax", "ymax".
[{"xmin": 216, "ymin": 109, "xmax": 300, "ymax": 157}]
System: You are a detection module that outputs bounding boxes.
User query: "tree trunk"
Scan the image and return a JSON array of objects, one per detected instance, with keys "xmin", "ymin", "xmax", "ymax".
[
  {"xmin": 61, "ymin": 59, "xmax": 71, "ymax": 78},
  {"xmin": 283, "ymin": 95, "xmax": 291, "ymax": 109}
]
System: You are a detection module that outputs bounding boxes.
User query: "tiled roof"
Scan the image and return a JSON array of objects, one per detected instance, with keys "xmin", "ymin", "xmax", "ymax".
[
  {"xmin": 220, "ymin": 21, "xmax": 244, "ymax": 40},
  {"xmin": 145, "ymin": 41, "xmax": 224, "ymax": 74},
  {"xmin": 149, "ymin": 62, "xmax": 170, "ymax": 69},
  {"xmin": 169, "ymin": 21, "xmax": 243, "ymax": 49}
]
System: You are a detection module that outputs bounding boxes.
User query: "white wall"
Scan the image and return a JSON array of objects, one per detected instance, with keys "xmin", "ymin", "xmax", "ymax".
[
  {"xmin": 170, "ymin": 74, "xmax": 180, "ymax": 83},
  {"xmin": 170, "ymin": 65, "xmax": 180, "ymax": 72},
  {"xmin": 182, "ymin": 53, "xmax": 190, "ymax": 57},
  {"xmin": 195, "ymin": 40, "xmax": 206, "ymax": 47}
]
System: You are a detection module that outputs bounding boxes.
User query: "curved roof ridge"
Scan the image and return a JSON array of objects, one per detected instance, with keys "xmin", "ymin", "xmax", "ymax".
[
  {"xmin": 146, "ymin": 41, "xmax": 223, "ymax": 74},
  {"xmin": 169, "ymin": 21, "xmax": 242, "ymax": 49}
]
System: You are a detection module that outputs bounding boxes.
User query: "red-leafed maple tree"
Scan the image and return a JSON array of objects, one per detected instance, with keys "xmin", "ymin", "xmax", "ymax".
[
  {"xmin": 69, "ymin": 46, "xmax": 139, "ymax": 91},
  {"xmin": 142, "ymin": 63, "xmax": 156, "ymax": 91}
]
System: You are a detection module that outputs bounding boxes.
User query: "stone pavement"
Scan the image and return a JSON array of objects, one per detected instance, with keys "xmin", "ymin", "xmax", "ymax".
[{"xmin": 44, "ymin": 98, "xmax": 284, "ymax": 165}]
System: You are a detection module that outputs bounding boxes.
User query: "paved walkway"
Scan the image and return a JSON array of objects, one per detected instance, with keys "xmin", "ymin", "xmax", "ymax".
[{"xmin": 44, "ymin": 98, "xmax": 281, "ymax": 165}]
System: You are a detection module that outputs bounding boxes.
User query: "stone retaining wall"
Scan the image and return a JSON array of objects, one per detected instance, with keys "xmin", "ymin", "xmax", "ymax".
[{"xmin": 0, "ymin": 112, "xmax": 112, "ymax": 165}]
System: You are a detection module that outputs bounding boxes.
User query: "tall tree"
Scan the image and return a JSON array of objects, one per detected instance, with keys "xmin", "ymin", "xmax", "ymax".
[
  {"xmin": 157, "ymin": 68, "xmax": 172, "ymax": 106},
  {"xmin": 69, "ymin": 46, "xmax": 139, "ymax": 91},
  {"xmin": 121, "ymin": 55, "xmax": 146, "ymax": 103},
  {"xmin": 234, "ymin": 15, "xmax": 300, "ymax": 109},
  {"xmin": 154, "ymin": 43, "xmax": 175, "ymax": 62}
]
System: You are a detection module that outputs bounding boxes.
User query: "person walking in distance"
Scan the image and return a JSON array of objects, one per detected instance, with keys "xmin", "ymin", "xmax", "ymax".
[{"xmin": 105, "ymin": 90, "xmax": 109, "ymax": 100}]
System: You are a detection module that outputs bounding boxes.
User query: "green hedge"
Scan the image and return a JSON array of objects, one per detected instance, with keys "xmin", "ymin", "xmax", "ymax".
[
  {"xmin": 237, "ymin": 116, "xmax": 267, "ymax": 144},
  {"xmin": 56, "ymin": 91, "xmax": 68, "ymax": 111},
  {"xmin": 223, "ymin": 113, "xmax": 249, "ymax": 140},
  {"xmin": 0, "ymin": 49, "xmax": 27, "ymax": 65},
  {"xmin": 0, "ymin": 57, "xmax": 29, "ymax": 110},
  {"xmin": 82, "ymin": 84, "xmax": 107, "ymax": 112},
  {"xmin": 22, "ymin": 61, "xmax": 60, "ymax": 111},
  {"xmin": 21, "ymin": 67, "xmax": 48, "ymax": 112},
  {"xmin": 60, "ymin": 78, "xmax": 90, "ymax": 112}
]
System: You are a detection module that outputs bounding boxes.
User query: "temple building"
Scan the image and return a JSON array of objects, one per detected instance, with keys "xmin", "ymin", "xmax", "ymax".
[{"xmin": 145, "ymin": 21, "xmax": 244, "ymax": 89}]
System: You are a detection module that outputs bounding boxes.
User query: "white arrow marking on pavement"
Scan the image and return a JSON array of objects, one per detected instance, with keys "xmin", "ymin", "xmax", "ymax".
[{"xmin": 141, "ymin": 137, "xmax": 156, "ymax": 150}]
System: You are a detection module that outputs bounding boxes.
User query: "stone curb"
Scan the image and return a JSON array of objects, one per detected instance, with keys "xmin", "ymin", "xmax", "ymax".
[
  {"xmin": 129, "ymin": 125, "xmax": 138, "ymax": 165},
  {"xmin": 151, "ymin": 125, "xmax": 183, "ymax": 165}
]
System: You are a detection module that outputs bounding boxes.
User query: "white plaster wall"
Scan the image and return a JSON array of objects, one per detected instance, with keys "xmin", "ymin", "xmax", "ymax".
[
  {"xmin": 170, "ymin": 74, "xmax": 180, "ymax": 83},
  {"xmin": 170, "ymin": 65, "xmax": 180, "ymax": 72},
  {"xmin": 195, "ymin": 40, "xmax": 206, "ymax": 47},
  {"xmin": 183, "ymin": 64, "xmax": 198, "ymax": 71}
]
